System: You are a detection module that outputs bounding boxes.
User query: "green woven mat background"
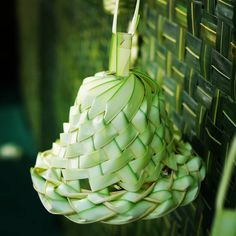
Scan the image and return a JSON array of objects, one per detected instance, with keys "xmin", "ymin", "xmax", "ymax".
[
  {"xmin": 137, "ymin": 0, "xmax": 236, "ymax": 234},
  {"xmin": 17, "ymin": 0, "xmax": 236, "ymax": 235}
]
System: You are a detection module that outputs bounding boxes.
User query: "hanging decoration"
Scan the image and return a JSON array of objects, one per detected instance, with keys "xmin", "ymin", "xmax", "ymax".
[{"xmin": 31, "ymin": 0, "xmax": 205, "ymax": 224}]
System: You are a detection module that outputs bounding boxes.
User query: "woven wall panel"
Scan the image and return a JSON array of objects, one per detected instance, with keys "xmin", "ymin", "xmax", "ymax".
[{"xmin": 138, "ymin": 0, "xmax": 236, "ymax": 234}]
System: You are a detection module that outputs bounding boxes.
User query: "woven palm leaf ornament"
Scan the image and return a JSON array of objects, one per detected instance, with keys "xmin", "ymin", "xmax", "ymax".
[{"xmin": 30, "ymin": 0, "xmax": 205, "ymax": 224}]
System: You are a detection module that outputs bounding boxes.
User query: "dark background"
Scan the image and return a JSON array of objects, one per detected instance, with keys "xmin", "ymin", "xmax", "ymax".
[
  {"xmin": 0, "ymin": 1, "xmax": 62, "ymax": 235},
  {"xmin": 0, "ymin": 0, "xmax": 64, "ymax": 236},
  {"xmin": 1, "ymin": 1, "xmax": 19, "ymax": 103}
]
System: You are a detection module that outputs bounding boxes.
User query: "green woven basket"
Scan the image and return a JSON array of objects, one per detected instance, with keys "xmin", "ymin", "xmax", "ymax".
[{"xmin": 31, "ymin": 0, "xmax": 205, "ymax": 225}]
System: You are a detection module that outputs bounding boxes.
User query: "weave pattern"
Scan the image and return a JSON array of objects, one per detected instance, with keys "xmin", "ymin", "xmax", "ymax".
[
  {"xmin": 31, "ymin": 70, "xmax": 205, "ymax": 224},
  {"xmin": 138, "ymin": 0, "xmax": 236, "ymax": 234}
]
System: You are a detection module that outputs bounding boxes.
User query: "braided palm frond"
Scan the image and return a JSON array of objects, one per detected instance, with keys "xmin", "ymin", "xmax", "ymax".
[{"xmin": 31, "ymin": 70, "xmax": 205, "ymax": 224}]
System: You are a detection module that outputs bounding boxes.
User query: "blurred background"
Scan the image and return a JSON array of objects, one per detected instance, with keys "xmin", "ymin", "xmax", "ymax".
[{"xmin": 0, "ymin": 0, "xmax": 235, "ymax": 236}]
